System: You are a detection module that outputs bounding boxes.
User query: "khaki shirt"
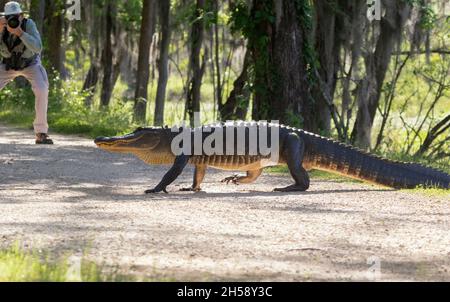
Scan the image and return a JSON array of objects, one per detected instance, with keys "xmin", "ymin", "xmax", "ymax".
[{"xmin": 0, "ymin": 18, "xmax": 42, "ymax": 59}]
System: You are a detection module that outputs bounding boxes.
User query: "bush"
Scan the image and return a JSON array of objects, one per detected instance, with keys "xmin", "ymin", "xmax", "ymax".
[{"xmin": 0, "ymin": 75, "xmax": 137, "ymax": 138}]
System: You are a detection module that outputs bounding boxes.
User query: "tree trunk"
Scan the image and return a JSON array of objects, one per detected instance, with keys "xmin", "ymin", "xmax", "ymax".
[
  {"xmin": 249, "ymin": 0, "xmax": 275, "ymax": 121},
  {"xmin": 82, "ymin": 64, "xmax": 99, "ymax": 106},
  {"xmin": 249, "ymin": 0, "xmax": 313, "ymax": 129},
  {"xmin": 0, "ymin": 1, "xmax": 7, "ymax": 13},
  {"xmin": 45, "ymin": 1, "xmax": 66, "ymax": 78},
  {"xmin": 119, "ymin": 49, "xmax": 137, "ymax": 99},
  {"xmin": 100, "ymin": 1, "xmax": 115, "ymax": 107},
  {"xmin": 311, "ymin": 0, "xmax": 339, "ymax": 135},
  {"xmin": 213, "ymin": 0, "xmax": 223, "ymax": 115},
  {"xmin": 336, "ymin": 0, "xmax": 366, "ymax": 141},
  {"xmin": 30, "ymin": 0, "xmax": 46, "ymax": 34},
  {"xmin": 9, "ymin": 0, "xmax": 45, "ymax": 88},
  {"xmin": 276, "ymin": 0, "xmax": 314, "ymax": 128},
  {"xmin": 351, "ymin": 1, "xmax": 412, "ymax": 149},
  {"xmin": 134, "ymin": 0, "xmax": 157, "ymax": 122},
  {"xmin": 220, "ymin": 50, "xmax": 251, "ymax": 121},
  {"xmin": 82, "ymin": 1, "xmax": 101, "ymax": 107},
  {"xmin": 186, "ymin": 0, "xmax": 206, "ymax": 124},
  {"xmin": 154, "ymin": 0, "xmax": 171, "ymax": 126}
]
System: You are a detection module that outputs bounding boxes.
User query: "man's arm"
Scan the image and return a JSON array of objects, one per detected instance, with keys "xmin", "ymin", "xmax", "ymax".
[{"xmin": 19, "ymin": 19, "xmax": 42, "ymax": 54}]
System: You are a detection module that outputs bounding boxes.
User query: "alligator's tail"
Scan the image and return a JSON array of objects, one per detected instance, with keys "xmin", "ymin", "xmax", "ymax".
[{"xmin": 299, "ymin": 131, "xmax": 450, "ymax": 189}]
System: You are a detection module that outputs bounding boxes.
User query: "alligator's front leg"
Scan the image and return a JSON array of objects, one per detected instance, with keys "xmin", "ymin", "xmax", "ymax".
[
  {"xmin": 180, "ymin": 165, "xmax": 207, "ymax": 192},
  {"xmin": 222, "ymin": 169, "xmax": 263, "ymax": 185},
  {"xmin": 274, "ymin": 133, "xmax": 310, "ymax": 192},
  {"xmin": 146, "ymin": 155, "xmax": 190, "ymax": 194}
]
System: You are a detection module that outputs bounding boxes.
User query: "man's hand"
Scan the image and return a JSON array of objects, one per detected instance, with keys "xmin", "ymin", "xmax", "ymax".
[
  {"xmin": 6, "ymin": 15, "xmax": 24, "ymax": 37},
  {"xmin": 7, "ymin": 24, "xmax": 23, "ymax": 37},
  {"xmin": 0, "ymin": 17, "xmax": 6, "ymax": 32}
]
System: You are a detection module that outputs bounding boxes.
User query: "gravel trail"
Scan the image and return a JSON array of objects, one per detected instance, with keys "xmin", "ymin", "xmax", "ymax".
[{"xmin": 1, "ymin": 124, "xmax": 449, "ymax": 281}]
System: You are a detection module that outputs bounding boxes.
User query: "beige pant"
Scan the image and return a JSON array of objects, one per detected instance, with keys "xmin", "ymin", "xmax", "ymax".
[{"xmin": 0, "ymin": 60, "xmax": 49, "ymax": 134}]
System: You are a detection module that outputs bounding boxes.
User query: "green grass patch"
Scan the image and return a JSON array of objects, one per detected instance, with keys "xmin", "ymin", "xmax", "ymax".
[
  {"xmin": 265, "ymin": 165, "xmax": 289, "ymax": 174},
  {"xmin": 0, "ymin": 110, "xmax": 34, "ymax": 129},
  {"xmin": 309, "ymin": 170, "xmax": 363, "ymax": 183},
  {"xmin": 0, "ymin": 245, "xmax": 135, "ymax": 282},
  {"xmin": 265, "ymin": 166, "xmax": 362, "ymax": 183},
  {"xmin": 404, "ymin": 187, "xmax": 450, "ymax": 198}
]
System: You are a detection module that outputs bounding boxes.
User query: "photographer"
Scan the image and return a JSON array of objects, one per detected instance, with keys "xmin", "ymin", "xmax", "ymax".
[{"xmin": 0, "ymin": 1, "xmax": 53, "ymax": 144}]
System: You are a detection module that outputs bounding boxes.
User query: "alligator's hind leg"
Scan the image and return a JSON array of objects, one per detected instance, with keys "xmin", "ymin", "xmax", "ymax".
[
  {"xmin": 180, "ymin": 165, "xmax": 207, "ymax": 192},
  {"xmin": 146, "ymin": 155, "xmax": 190, "ymax": 194},
  {"xmin": 274, "ymin": 133, "xmax": 310, "ymax": 192},
  {"xmin": 222, "ymin": 169, "xmax": 263, "ymax": 185}
]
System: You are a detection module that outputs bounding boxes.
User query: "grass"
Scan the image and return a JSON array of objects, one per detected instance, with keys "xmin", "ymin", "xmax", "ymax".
[
  {"xmin": 0, "ymin": 109, "xmax": 34, "ymax": 129},
  {"xmin": 404, "ymin": 187, "xmax": 450, "ymax": 198},
  {"xmin": 0, "ymin": 245, "xmax": 136, "ymax": 282},
  {"xmin": 266, "ymin": 166, "xmax": 363, "ymax": 183}
]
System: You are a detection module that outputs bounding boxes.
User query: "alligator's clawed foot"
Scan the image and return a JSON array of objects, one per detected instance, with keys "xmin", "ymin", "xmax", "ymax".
[
  {"xmin": 145, "ymin": 187, "xmax": 169, "ymax": 194},
  {"xmin": 180, "ymin": 187, "xmax": 202, "ymax": 192},
  {"xmin": 274, "ymin": 185, "xmax": 309, "ymax": 192},
  {"xmin": 221, "ymin": 175, "xmax": 241, "ymax": 185}
]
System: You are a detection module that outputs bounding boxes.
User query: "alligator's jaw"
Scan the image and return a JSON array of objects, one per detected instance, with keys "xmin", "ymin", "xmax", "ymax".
[{"xmin": 94, "ymin": 134, "xmax": 143, "ymax": 153}]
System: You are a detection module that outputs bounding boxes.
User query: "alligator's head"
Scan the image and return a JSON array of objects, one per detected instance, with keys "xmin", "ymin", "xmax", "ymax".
[{"xmin": 95, "ymin": 127, "xmax": 169, "ymax": 158}]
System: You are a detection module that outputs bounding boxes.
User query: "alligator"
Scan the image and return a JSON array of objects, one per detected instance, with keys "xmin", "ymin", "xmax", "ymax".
[{"xmin": 94, "ymin": 122, "xmax": 450, "ymax": 193}]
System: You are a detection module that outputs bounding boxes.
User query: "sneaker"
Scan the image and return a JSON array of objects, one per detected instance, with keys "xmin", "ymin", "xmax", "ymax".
[{"xmin": 35, "ymin": 133, "xmax": 54, "ymax": 145}]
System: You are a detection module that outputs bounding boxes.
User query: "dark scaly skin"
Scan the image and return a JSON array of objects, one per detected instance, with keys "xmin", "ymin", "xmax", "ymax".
[{"xmin": 94, "ymin": 123, "xmax": 450, "ymax": 194}]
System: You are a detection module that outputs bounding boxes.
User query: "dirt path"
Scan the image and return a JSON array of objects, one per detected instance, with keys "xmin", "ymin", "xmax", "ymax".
[{"xmin": 0, "ymin": 124, "xmax": 449, "ymax": 281}]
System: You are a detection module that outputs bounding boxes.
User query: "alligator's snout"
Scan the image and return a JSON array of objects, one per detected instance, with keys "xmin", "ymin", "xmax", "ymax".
[
  {"xmin": 94, "ymin": 137, "xmax": 112, "ymax": 145},
  {"xmin": 94, "ymin": 134, "xmax": 142, "ymax": 153},
  {"xmin": 94, "ymin": 137, "xmax": 124, "ymax": 149},
  {"xmin": 94, "ymin": 130, "xmax": 160, "ymax": 153}
]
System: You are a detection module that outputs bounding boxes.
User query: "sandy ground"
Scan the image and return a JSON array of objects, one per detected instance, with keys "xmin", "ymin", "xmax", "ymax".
[{"xmin": 0, "ymin": 123, "xmax": 449, "ymax": 281}]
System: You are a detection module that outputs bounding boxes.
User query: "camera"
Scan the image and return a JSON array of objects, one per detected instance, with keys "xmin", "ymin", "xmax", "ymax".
[{"xmin": 6, "ymin": 15, "xmax": 20, "ymax": 29}]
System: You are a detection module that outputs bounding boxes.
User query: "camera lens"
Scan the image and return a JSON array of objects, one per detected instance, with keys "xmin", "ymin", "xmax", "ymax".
[{"xmin": 7, "ymin": 16, "xmax": 20, "ymax": 29}]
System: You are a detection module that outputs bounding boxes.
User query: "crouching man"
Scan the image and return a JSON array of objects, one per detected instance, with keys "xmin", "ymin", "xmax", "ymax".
[{"xmin": 0, "ymin": 1, "xmax": 53, "ymax": 144}]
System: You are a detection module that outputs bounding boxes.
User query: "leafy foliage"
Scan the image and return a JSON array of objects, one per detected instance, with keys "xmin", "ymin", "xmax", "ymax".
[{"xmin": 0, "ymin": 76, "xmax": 136, "ymax": 138}]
